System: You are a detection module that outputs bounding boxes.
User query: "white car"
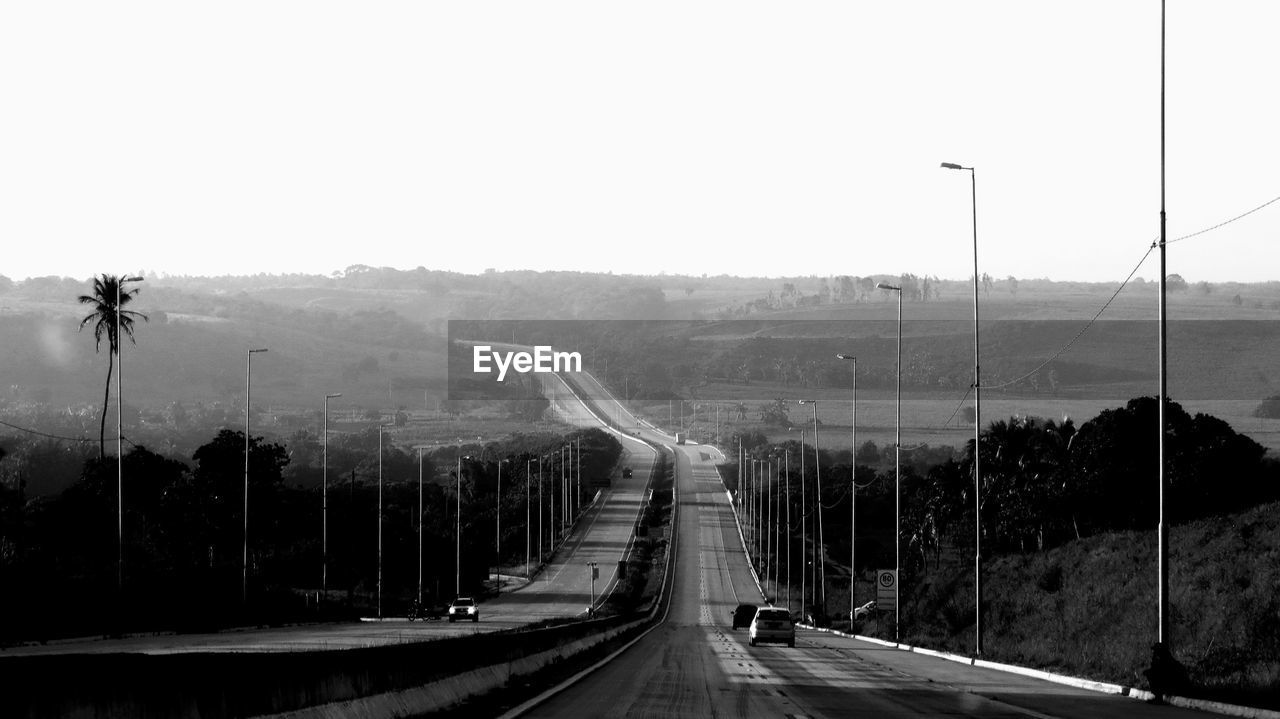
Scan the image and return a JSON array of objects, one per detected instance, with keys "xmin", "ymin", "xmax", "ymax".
[
  {"xmin": 448, "ymin": 596, "xmax": 479, "ymax": 623},
  {"xmin": 749, "ymin": 606, "xmax": 795, "ymax": 647}
]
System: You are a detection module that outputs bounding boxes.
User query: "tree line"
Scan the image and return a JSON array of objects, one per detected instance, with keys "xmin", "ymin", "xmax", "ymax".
[
  {"xmin": 724, "ymin": 397, "xmax": 1278, "ymax": 621},
  {"xmin": 0, "ymin": 426, "xmax": 621, "ymax": 641}
]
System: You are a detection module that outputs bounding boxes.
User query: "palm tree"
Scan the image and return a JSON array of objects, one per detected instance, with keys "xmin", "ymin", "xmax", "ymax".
[{"xmin": 78, "ymin": 274, "xmax": 147, "ymax": 458}]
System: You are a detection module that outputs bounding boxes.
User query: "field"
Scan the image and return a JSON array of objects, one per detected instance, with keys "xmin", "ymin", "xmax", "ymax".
[{"xmin": 5, "ymin": 273, "xmax": 1280, "ymax": 457}]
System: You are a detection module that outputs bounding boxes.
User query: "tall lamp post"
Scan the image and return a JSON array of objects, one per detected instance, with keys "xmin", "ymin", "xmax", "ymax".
[
  {"xmin": 790, "ymin": 426, "xmax": 806, "ymax": 618},
  {"xmin": 943, "ymin": 160, "xmax": 984, "ymax": 654},
  {"xmin": 1157, "ymin": 0, "xmax": 1170, "ymax": 653},
  {"xmin": 783, "ymin": 445, "xmax": 791, "ymax": 610},
  {"xmin": 116, "ymin": 274, "xmax": 143, "ymax": 594},
  {"xmin": 526, "ymin": 458, "xmax": 534, "ymax": 579},
  {"xmin": 537, "ymin": 456, "xmax": 544, "ymax": 567},
  {"xmin": 322, "ymin": 393, "xmax": 342, "ymax": 602},
  {"xmin": 878, "ymin": 282, "xmax": 903, "ymax": 640},
  {"xmin": 750, "ymin": 459, "xmax": 757, "ymax": 567},
  {"xmin": 768, "ymin": 458, "xmax": 778, "ymax": 598},
  {"xmin": 417, "ymin": 445, "xmax": 427, "ymax": 608},
  {"xmin": 768, "ymin": 458, "xmax": 776, "ymax": 599},
  {"xmin": 798, "ymin": 399, "xmax": 825, "ymax": 619},
  {"xmin": 377, "ymin": 422, "xmax": 392, "ymax": 619},
  {"xmin": 836, "ymin": 354, "xmax": 857, "ymax": 624},
  {"xmin": 243, "ymin": 347, "xmax": 268, "ymax": 605},
  {"xmin": 495, "ymin": 458, "xmax": 508, "ymax": 595},
  {"xmin": 456, "ymin": 452, "xmax": 464, "ymax": 597}
]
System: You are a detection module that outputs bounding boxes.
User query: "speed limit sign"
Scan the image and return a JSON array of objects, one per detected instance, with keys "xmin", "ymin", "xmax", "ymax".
[{"xmin": 876, "ymin": 569, "xmax": 897, "ymax": 610}]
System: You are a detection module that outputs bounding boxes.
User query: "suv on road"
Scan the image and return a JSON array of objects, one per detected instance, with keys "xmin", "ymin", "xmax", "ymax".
[{"xmin": 448, "ymin": 597, "xmax": 479, "ymax": 623}]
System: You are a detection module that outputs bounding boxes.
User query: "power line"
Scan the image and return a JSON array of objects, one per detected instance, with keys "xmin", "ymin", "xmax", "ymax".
[
  {"xmin": 975, "ymin": 192, "xmax": 1280, "ymax": 392},
  {"xmin": 0, "ymin": 418, "xmax": 140, "ymax": 448},
  {"xmin": 0, "ymin": 419, "xmax": 98, "ymax": 443},
  {"xmin": 1167, "ymin": 193, "xmax": 1280, "ymax": 244},
  {"xmin": 942, "ymin": 384, "xmax": 975, "ymax": 428},
  {"xmin": 983, "ymin": 242, "xmax": 1156, "ymax": 391}
]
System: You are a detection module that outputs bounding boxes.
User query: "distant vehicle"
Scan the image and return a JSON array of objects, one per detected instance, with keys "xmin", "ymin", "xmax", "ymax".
[
  {"xmin": 675, "ymin": 432, "xmax": 686, "ymax": 445},
  {"xmin": 448, "ymin": 596, "xmax": 479, "ymax": 623},
  {"xmin": 622, "ymin": 467, "xmax": 633, "ymax": 478},
  {"xmin": 853, "ymin": 600, "xmax": 876, "ymax": 621},
  {"xmin": 730, "ymin": 603, "xmax": 758, "ymax": 629},
  {"xmin": 749, "ymin": 606, "xmax": 795, "ymax": 647}
]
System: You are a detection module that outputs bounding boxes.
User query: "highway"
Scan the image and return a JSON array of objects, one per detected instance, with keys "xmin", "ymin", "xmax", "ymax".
[
  {"xmin": 521, "ymin": 375, "xmax": 1220, "ymax": 719},
  {"xmin": 4, "ymin": 368, "xmax": 1226, "ymax": 718}
]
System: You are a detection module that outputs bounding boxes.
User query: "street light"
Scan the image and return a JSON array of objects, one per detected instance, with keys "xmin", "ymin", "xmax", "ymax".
[
  {"xmin": 416, "ymin": 445, "xmax": 427, "ymax": 608},
  {"xmin": 550, "ymin": 449, "xmax": 557, "ymax": 547},
  {"xmin": 750, "ymin": 458, "xmax": 757, "ymax": 568},
  {"xmin": 1157, "ymin": 0, "xmax": 1171, "ymax": 655},
  {"xmin": 378, "ymin": 422, "xmax": 392, "ymax": 620},
  {"xmin": 495, "ymin": 458, "xmax": 508, "ymax": 595},
  {"xmin": 322, "ymin": 393, "xmax": 342, "ymax": 602},
  {"xmin": 798, "ymin": 399, "xmax": 825, "ymax": 620},
  {"xmin": 115, "ymin": 274, "xmax": 143, "ymax": 595},
  {"xmin": 526, "ymin": 458, "xmax": 534, "ymax": 579},
  {"xmin": 783, "ymin": 445, "xmax": 791, "ymax": 610},
  {"xmin": 456, "ymin": 451, "xmax": 465, "ymax": 597},
  {"xmin": 537, "ymin": 456, "xmax": 544, "ymax": 566},
  {"xmin": 771, "ymin": 458, "xmax": 780, "ymax": 601},
  {"xmin": 877, "ymin": 281, "xmax": 903, "ymax": 640},
  {"xmin": 943, "ymin": 159, "xmax": 984, "ymax": 654},
  {"xmin": 767, "ymin": 458, "xmax": 774, "ymax": 599},
  {"xmin": 836, "ymin": 353, "xmax": 857, "ymax": 625},
  {"xmin": 789, "ymin": 425, "xmax": 806, "ymax": 618},
  {"xmin": 243, "ymin": 347, "xmax": 268, "ymax": 605}
]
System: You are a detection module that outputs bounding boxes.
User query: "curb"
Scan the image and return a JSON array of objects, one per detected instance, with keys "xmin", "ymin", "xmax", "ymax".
[{"xmin": 798, "ymin": 624, "xmax": 1280, "ymax": 719}]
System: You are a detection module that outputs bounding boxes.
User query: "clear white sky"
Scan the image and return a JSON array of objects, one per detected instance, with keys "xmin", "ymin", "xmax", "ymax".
[{"xmin": 2, "ymin": 2, "xmax": 1277, "ymax": 283}]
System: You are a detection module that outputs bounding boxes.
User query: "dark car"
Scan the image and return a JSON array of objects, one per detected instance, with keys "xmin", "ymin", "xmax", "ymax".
[
  {"xmin": 622, "ymin": 467, "xmax": 633, "ymax": 478},
  {"xmin": 731, "ymin": 603, "xmax": 758, "ymax": 629}
]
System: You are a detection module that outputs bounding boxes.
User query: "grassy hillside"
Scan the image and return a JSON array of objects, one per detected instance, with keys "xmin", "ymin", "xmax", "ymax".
[{"xmin": 877, "ymin": 501, "xmax": 1280, "ymax": 708}]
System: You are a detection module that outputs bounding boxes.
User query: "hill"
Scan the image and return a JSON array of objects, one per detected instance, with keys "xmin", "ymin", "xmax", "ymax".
[{"xmin": 881, "ymin": 500, "xmax": 1280, "ymax": 708}]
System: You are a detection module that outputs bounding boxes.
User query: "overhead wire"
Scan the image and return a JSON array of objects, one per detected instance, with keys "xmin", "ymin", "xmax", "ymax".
[
  {"xmin": 979, "ymin": 192, "xmax": 1279, "ymax": 391},
  {"xmin": 1166, "ymin": 193, "xmax": 1280, "ymax": 244},
  {"xmin": 0, "ymin": 418, "xmax": 99, "ymax": 443},
  {"xmin": 982, "ymin": 242, "xmax": 1156, "ymax": 391},
  {"xmin": 0, "ymin": 418, "xmax": 141, "ymax": 448},
  {"xmin": 884, "ymin": 191, "xmax": 1280, "ymax": 446}
]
